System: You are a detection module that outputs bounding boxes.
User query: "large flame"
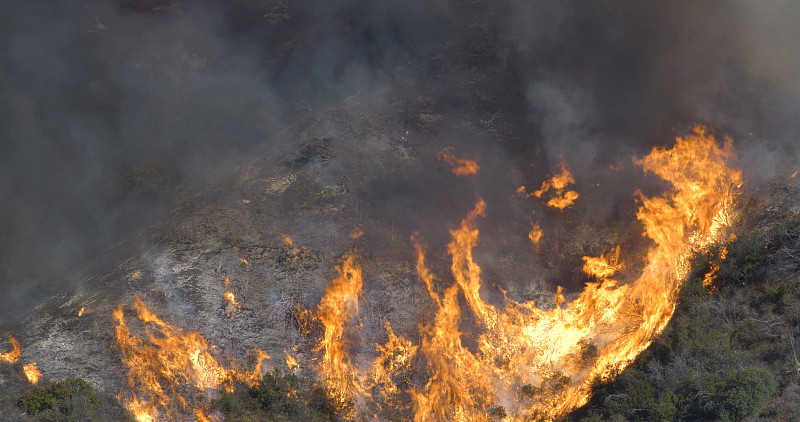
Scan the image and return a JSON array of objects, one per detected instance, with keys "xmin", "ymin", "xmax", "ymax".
[
  {"xmin": 306, "ymin": 125, "xmax": 740, "ymax": 420},
  {"xmin": 108, "ymin": 126, "xmax": 740, "ymax": 420},
  {"xmin": 114, "ymin": 295, "xmax": 269, "ymax": 421},
  {"xmin": 315, "ymin": 253, "xmax": 364, "ymax": 399}
]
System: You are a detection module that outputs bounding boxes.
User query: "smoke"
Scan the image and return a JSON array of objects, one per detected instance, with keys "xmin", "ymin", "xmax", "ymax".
[{"xmin": 1, "ymin": 0, "xmax": 799, "ymax": 328}]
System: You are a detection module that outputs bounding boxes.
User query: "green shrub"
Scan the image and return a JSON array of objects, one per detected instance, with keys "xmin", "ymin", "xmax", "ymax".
[
  {"xmin": 719, "ymin": 367, "xmax": 777, "ymax": 421},
  {"xmin": 18, "ymin": 378, "xmax": 100, "ymax": 422}
]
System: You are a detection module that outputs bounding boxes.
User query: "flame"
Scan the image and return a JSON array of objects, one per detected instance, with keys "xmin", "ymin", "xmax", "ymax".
[
  {"xmin": 0, "ymin": 336, "xmax": 20, "ymax": 363},
  {"xmin": 528, "ymin": 221, "xmax": 543, "ymax": 248},
  {"xmin": 315, "ymin": 253, "xmax": 364, "ymax": 398},
  {"xmin": 23, "ymin": 362, "xmax": 41, "ymax": 384},
  {"xmin": 534, "ymin": 162, "xmax": 579, "ymax": 209},
  {"xmin": 223, "ymin": 276, "xmax": 241, "ymax": 311},
  {"xmin": 78, "ymin": 307, "xmax": 86, "ymax": 317},
  {"xmin": 305, "ymin": 125, "xmax": 740, "ymax": 420},
  {"xmin": 114, "ymin": 295, "xmax": 270, "ymax": 421},
  {"xmin": 437, "ymin": 147, "xmax": 479, "ymax": 176},
  {"xmin": 282, "ymin": 234, "xmax": 295, "ymax": 248},
  {"xmin": 582, "ymin": 246, "xmax": 623, "ymax": 279},
  {"xmin": 285, "ymin": 349, "xmax": 299, "ymax": 372},
  {"xmin": 282, "ymin": 234, "xmax": 305, "ymax": 262}
]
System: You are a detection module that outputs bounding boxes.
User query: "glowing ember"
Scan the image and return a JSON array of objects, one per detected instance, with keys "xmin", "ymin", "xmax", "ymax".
[
  {"xmin": 437, "ymin": 146, "xmax": 479, "ymax": 176},
  {"xmin": 534, "ymin": 161, "xmax": 580, "ymax": 209},
  {"xmin": 282, "ymin": 234, "xmax": 305, "ymax": 262},
  {"xmin": 0, "ymin": 336, "xmax": 20, "ymax": 363},
  {"xmin": 114, "ymin": 295, "xmax": 270, "ymax": 421},
  {"xmin": 23, "ymin": 362, "xmax": 41, "ymax": 384},
  {"xmin": 528, "ymin": 221, "xmax": 543, "ymax": 248}
]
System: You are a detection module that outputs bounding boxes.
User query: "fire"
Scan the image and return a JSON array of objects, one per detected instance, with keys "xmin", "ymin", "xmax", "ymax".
[
  {"xmin": 315, "ymin": 253, "xmax": 364, "ymax": 398},
  {"xmin": 303, "ymin": 125, "xmax": 740, "ymax": 420},
  {"xmin": 528, "ymin": 221, "xmax": 543, "ymax": 248},
  {"xmin": 282, "ymin": 234, "xmax": 305, "ymax": 262},
  {"xmin": 0, "ymin": 335, "xmax": 20, "ymax": 363},
  {"xmin": 437, "ymin": 146, "xmax": 479, "ymax": 176},
  {"xmin": 23, "ymin": 362, "xmax": 41, "ymax": 384},
  {"xmin": 114, "ymin": 295, "xmax": 270, "ymax": 421},
  {"xmin": 285, "ymin": 349, "xmax": 299, "ymax": 372},
  {"xmin": 78, "ymin": 307, "xmax": 86, "ymax": 317},
  {"xmin": 582, "ymin": 245, "xmax": 623, "ymax": 279},
  {"xmin": 223, "ymin": 276, "xmax": 241, "ymax": 311},
  {"xmin": 534, "ymin": 162, "xmax": 579, "ymax": 209}
]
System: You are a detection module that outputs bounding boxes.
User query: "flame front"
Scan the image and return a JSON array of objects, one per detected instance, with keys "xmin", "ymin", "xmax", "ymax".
[
  {"xmin": 305, "ymin": 125, "xmax": 741, "ymax": 420},
  {"xmin": 114, "ymin": 295, "xmax": 269, "ymax": 421}
]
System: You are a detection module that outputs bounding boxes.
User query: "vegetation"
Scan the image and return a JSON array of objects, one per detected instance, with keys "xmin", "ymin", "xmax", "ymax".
[
  {"xmin": 572, "ymin": 189, "xmax": 800, "ymax": 421},
  {"xmin": 18, "ymin": 378, "xmax": 100, "ymax": 422},
  {"xmin": 212, "ymin": 368, "xmax": 353, "ymax": 422}
]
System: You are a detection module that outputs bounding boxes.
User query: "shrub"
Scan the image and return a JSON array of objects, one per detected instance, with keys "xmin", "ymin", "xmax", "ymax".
[
  {"xmin": 18, "ymin": 378, "xmax": 100, "ymax": 422},
  {"xmin": 719, "ymin": 367, "xmax": 776, "ymax": 421}
]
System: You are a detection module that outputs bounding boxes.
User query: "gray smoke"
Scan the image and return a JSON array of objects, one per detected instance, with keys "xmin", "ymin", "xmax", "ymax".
[{"xmin": 1, "ymin": 0, "xmax": 799, "ymax": 328}]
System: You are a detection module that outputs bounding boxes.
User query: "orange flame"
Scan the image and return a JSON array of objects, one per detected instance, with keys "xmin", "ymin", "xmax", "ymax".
[
  {"xmin": 534, "ymin": 162, "xmax": 579, "ymax": 209},
  {"xmin": 307, "ymin": 125, "xmax": 740, "ymax": 420},
  {"xmin": 285, "ymin": 349, "xmax": 299, "ymax": 372},
  {"xmin": 528, "ymin": 221, "xmax": 543, "ymax": 248},
  {"xmin": 315, "ymin": 254, "xmax": 364, "ymax": 398},
  {"xmin": 223, "ymin": 276, "xmax": 242, "ymax": 311},
  {"xmin": 78, "ymin": 307, "xmax": 86, "ymax": 317},
  {"xmin": 114, "ymin": 295, "xmax": 270, "ymax": 421},
  {"xmin": 282, "ymin": 234, "xmax": 305, "ymax": 262},
  {"xmin": 23, "ymin": 362, "xmax": 41, "ymax": 384},
  {"xmin": 0, "ymin": 336, "xmax": 20, "ymax": 363},
  {"xmin": 437, "ymin": 147, "xmax": 479, "ymax": 176}
]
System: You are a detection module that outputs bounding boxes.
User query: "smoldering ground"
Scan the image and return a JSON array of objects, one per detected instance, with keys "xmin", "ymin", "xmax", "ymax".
[{"xmin": 1, "ymin": 0, "xmax": 799, "ymax": 331}]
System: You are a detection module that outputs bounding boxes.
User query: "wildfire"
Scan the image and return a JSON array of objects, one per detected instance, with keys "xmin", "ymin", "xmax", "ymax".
[
  {"xmin": 437, "ymin": 146, "xmax": 479, "ymax": 176},
  {"xmin": 114, "ymin": 295, "xmax": 270, "ymax": 421},
  {"xmin": 315, "ymin": 253, "xmax": 364, "ymax": 398},
  {"xmin": 78, "ymin": 307, "xmax": 86, "ymax": 317},
  {"xmin": 303, "ymin": 125, "xmax": 740, "ymax": 420},
  {"xmin": 0, "ymin": 335, "xmax": 20, "ymax": 363},
  {"xmin": 23, "ymin": 362, "xmax": 41, "ymax": 384},
  {"xmin": 534, "ymin": 162, "xmax": 579, "ymax": 209}
]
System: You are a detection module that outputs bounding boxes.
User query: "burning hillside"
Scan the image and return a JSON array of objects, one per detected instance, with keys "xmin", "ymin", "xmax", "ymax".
[{"xmin": 2, "ymin": 1, "xmax": 800, "ymax": 421}]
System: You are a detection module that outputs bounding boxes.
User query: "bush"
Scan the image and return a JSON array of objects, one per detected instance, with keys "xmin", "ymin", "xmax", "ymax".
[
  {"xmin": 212, "ymin": 369, "xmax": 353, "ymax": 422},
  {"xmin": 18, "ymin": 378, "xmax": 100, "ymax": 422},
  {"xmin": 719, "ymin": 367, "xmax": 776, "ymax": 421}
]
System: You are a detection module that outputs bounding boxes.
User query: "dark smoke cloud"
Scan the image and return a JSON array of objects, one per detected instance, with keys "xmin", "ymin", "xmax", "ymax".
[{"xmin": 1, "ymin": 0, "xmax": 799, "ymax": 327}]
